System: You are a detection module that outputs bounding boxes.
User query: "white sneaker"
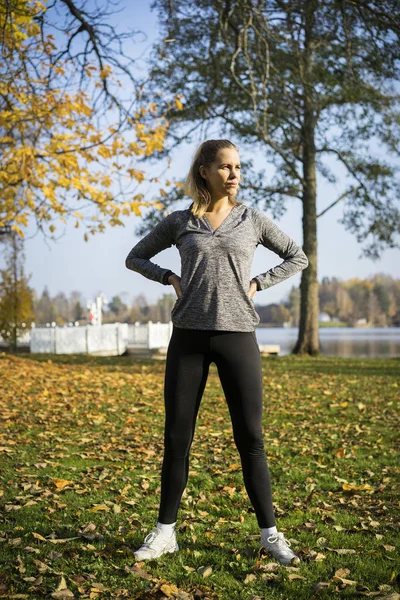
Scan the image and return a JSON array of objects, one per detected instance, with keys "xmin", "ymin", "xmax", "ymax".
[
  {"xmin": 261, "ymin": 531, "xmax": 300, "ymax": 565},
  {"xmin": 133, "ymin": 526, "xmax": 179, "ymax": 561}
]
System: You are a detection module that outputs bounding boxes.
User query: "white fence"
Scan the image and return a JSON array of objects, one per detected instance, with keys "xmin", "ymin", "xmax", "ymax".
[
  {"xmin": 30, "ymin": 323, "xmax": 128, "ymax": 356},
  {"xmin": 0, "ymin": 322, "xmax": 174, "ymax": 355},
  {"xmin": 127, "ymin": 321, "xmax": 173, "ymax": 349}
]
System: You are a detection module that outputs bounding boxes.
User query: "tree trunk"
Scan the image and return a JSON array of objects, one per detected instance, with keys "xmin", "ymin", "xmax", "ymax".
[
  {"xmin": 292, "ymin": 181, "xmax": 320, "ymax": 355},
  {"xmin": 292, "ymin": 120, "xmax": 320, "ymax": 355},
  {"xmin": 11, "ymin": 231, "xmax": 18, "ymax": 353},
  {"xmin": 292, "ymin": 2, "xmax": 320, "ymax": 355}
]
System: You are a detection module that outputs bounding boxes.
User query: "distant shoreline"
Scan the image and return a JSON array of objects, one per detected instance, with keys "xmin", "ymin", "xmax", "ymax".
[{"xmin": 256, "ymin": 323, "xmax": 399, "ymax": 328}]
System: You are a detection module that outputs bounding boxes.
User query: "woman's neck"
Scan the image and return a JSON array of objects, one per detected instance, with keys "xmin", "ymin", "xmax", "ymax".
[{"xmin": 206, "ymin": 198, "xmax": 233, "ymax": 212}]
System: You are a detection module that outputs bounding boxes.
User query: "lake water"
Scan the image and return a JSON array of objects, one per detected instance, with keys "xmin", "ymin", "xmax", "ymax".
[{"xmin": 254, "ymin": 327, "xmax": 400, "ymax": 358}]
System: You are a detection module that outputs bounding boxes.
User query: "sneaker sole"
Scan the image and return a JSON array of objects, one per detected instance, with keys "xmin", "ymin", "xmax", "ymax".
[
  {"xmin": 134, "ymin": 541, "xmax": 179, "ymax": 561},
  {"xmin": 261, "ymin": 543, "xmax": 300, "ymax": 566}
]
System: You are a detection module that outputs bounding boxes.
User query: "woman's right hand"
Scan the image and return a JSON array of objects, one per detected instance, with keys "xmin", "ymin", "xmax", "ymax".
[{"xmin": 168, "ymin": 273, "xmax": 182, "ymax": 298}]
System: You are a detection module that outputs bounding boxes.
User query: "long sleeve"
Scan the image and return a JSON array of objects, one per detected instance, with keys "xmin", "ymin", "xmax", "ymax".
[
  {"xmin": 125, "ymin": 213, "xmax": 176, "ymax": 285},
  {"xmin": 249, "ymin": 208, "xmax": 308, "ymax": 292}
]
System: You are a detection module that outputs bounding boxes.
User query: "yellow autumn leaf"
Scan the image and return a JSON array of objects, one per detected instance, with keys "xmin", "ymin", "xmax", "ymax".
[
  {"xmin": 88, "ymin": 504, "xmax": 110, "ymax": 512},
  {"xmin": 52, "ymin": 478, "xmax": 75, "ymax": 490},
  {"xmin": 227, "ymin": 463, "xmax": 241, "ymax": 472},
  {"xmin": 175, "ymin": 97, "xmax": 183, "ymax": 110},
  {"xmin": 159, "ymin": 584, "xmax": 179, "ymax": 597},
  {"xmin": 335, "ymin": 447, "xmax": 346, "ymax": 458},
  {"xmin": 342, "ymin": 482, "xmax": 373, "ymax": 492},
  {"xmin": 32, "ymin": 532, "xmax": 47, "ymax": 541}
]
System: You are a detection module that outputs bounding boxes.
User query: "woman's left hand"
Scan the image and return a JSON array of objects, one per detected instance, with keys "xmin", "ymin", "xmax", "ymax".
[{"xmin": 248, "ymin": 279, "xmax": 258, "ymax": 300}]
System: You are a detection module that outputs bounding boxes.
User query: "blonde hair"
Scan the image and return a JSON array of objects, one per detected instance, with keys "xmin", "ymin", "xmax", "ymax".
[{"xmin": 184, "ymin": 139, "xmax": 243, "ymax": 217}]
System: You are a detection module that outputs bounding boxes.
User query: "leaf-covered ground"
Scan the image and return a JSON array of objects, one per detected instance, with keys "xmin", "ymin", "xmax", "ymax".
[{"xmin": 0, "ymin": 351, "xmax": 399, "ymax": 600}]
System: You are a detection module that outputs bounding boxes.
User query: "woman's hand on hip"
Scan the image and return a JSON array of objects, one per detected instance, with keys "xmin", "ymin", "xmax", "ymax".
[
  {"xmin": 248, "ymin": 279, "xmax": 258, "ymax": 299},
  {"xmin": 168, "ymin": 273, "xmax": 183, "ymax": 298}
]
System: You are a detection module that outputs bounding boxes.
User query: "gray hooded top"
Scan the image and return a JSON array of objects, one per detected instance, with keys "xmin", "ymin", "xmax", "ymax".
[{"xmin": 125, "ymin": 202, "xmax": 308, "ymax": 331}]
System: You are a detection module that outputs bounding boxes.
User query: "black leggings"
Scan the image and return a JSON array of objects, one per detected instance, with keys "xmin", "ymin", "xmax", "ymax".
[{"xmin": 158, "ymin": 325, "xmax": 276, "ymax": 528}]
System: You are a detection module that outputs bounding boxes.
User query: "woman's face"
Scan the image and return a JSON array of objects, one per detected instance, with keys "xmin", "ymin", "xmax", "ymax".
[{"xmin": 199, "ymin": 147, "xmax": 241, "ymax": 200}]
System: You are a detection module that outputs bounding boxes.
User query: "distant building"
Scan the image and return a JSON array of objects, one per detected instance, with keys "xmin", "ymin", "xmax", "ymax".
[
  {"xmin": 355, "ymin": 318, "xmax": 368, "ymax": 327},
  {"xmin": 318, "ymin": 312, "xmax": 331, "ymax": 322}
]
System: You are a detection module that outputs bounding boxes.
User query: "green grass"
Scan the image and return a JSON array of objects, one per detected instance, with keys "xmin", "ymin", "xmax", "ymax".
[{"xmin": 0, "ymin": 351, "xmax": 399, "ymax": 600}]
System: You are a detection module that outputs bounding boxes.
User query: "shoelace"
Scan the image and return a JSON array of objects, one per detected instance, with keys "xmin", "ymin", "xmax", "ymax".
[
  {"xmin": 143, "ymin": 529, "xmax": 158, "ymax": 546},
  {"xmin": 143, "ymin": 528, "xmax": 173, "ymax": 547},
  {"xmin": 267, "ymin": 533, "xmax": 291, "ymax": 548}
]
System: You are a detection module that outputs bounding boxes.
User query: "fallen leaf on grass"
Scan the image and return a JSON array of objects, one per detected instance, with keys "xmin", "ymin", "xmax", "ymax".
[
  {"xmin": 32, "ymin": 532, "xmax": 80, "ymax": 544},
  {"xmin": 34, "ymin": 559, "xmax": 52, "ymax": 573},
  {"xmin": 51, "ymin": 538, "xmax": 80, "ymax": 544},
  {"xmin": 342, "ymin": 482, "xmax": 374, "ymax": 492},
  {"xmin": 23, "ymin": 546, "xmax": 40, "ymax": 554},
  {"xmin": 326, "ymin": 547, "xmax": 356, "ymax": 554},
  {"xmin": 182, "ymin": 565, "xmax": 195, "ymax": 573},
  {"xmin": 51, "ymin": 590, "xmax": 74, "ymax": 600},
  {"xmin": 8, "ymin": 538, "xmax": 22, "ymax": 546},
  {"xmin": 5, "ymin": 504, "xmax": 21, "ymax": 511},
  {"xmin": 91, "ymin": 583, "xmax": 106, "ymax": 590},
  {"xmin": 332, "ymin": 576, "xmax": 357, "ymax": 586},
  {"xmin": 260, "ymin": 573, "xmax": 278, "ymax": 581},
  {"xmin": 316, "ymin": 537, "xmax": 328, "ymax": 547},
  {"xmin": 288, "ymin": 574, "xmax": 307, "ymax": 581},
  {"xmin": 332, "ymin": 567, "xmax": 358, "ymax": 585},
  {"xmin": 304, "ymin": 549, "xmax": 327, "ymax": 561},
  {"xmin": 52, "ymin": 479, "xmax": 75, "ymax": 491},
  {"xmin": 88, "ymin": 504, "xmax": 110, "ymax": 512},
  {"xmin": 90, "ymin": 582, "xmax": 107, "ymax": 594},
  {"xmin": 123, "ymin": 564, "xmax": 153, "ymax": 580},
  {"xmin": 335, "ymin": 568, "xmax": 351, "ymax": 578},
  {"xmin": 314, "ymin": 552, "xmax": 327, "ymax": 561},
  {"xmin": 160, "ymin": 583, "xmax": 179, "ymax": 597},
  {"xmin": 174, "ymin": 591, "xmax": 193, "ymax": 600},
  {"xmin": 197, "ymin": 565, "xmax": 212, "ymax": 577},
  {"xmin": 335, "ymin": 447, "xmax": 346, "ymax": 458},
  {"xmin": 26, "ymin": 575, "xmax": 43, "ymax": 587},
  {"xmin": 23, "ymin": 500, "xmax": 38, "ymax": 507},
  {"xmin": 69, "ymin": 575, "xmax": 87, "ymax": 585},
  {"xmin": 226, "ymin": 463, "xmax": 242, "ymax": 472},
  {"xmin": 255, "ymin": 561, "xmax": 279, "ymax": 572},
  {"xmin": 51, "ymin": 575, "xmax": 74, "ymax": 599}
]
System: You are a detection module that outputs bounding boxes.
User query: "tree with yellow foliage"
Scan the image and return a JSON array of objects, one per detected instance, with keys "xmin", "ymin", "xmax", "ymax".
[
  {"xmin": 0, "ymin": 232, "xmax": 34, "ymax": 351},
  {"xmin": 0, "ymin": 0, "xmax": 182, "ymax": 241}
]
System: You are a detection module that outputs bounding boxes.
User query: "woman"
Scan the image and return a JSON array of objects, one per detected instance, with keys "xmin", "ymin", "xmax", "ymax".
[{"xmin": 125, "ymin": 139, "xmax": 308, "ymax": 565}]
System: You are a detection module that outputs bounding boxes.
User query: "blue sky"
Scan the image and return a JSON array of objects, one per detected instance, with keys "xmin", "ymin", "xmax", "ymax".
[{"xmin": 4, "ymin": 1, "xmax": 398, "ymax": 309}]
